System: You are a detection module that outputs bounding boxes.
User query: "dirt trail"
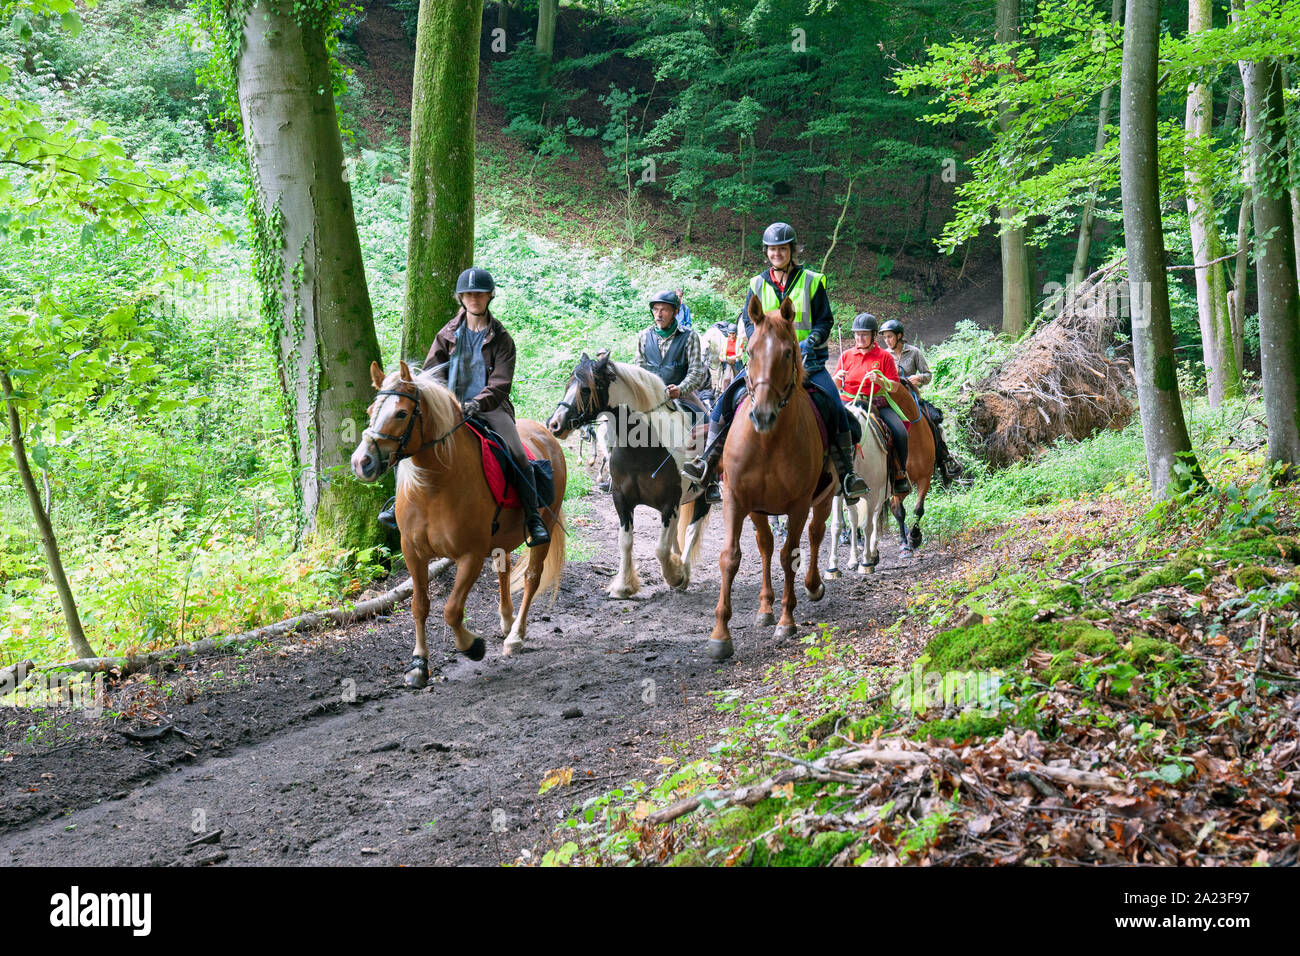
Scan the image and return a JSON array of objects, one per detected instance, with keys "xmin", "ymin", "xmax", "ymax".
[{"xmin": 0, "ymin": 485, "xmax": 956, "ymax": 866}]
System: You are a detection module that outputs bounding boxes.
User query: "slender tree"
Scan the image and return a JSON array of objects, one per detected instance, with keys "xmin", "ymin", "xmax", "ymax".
[
  {"xmin": 1120, "ymin": 0, "xmax": 1201, "ymax": 497},
  {"xmin": 1240, "ymin": 5, "xmax": 1300, "ymax": 471},
  {"xmin": 1071, "ymin": 0, "xmax": 1122, "ymax": 290},
  {"xmin": 536, "ymin": 0, "xmax": 557, "ymax": 60},
  {"xmin": 232, "ymin": 0, "xmax": 388, "ymax": 548},
  {"xmin": 2, "ymin": 372, "xmax": 95, "ymax": 660},
  {"xmin": 1184, "ymin": 0, "xmax": 1240, "ymax": 405},
  {"xmin": 404, "ymin": 0, "xmax": 484, "ymax": 356},
  {"xmin": 996, "ymin": 0, "xmax": 1032, "ymax": 337}
]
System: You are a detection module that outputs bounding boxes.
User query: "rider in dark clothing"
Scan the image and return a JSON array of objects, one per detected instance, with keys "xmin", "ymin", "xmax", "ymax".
[
  {"xmin": 377, "ymin": 267, "xmax": 550, "ymax": 547},
  {"xmin": 636, "ymin": 290, "xmax": 707, "ymax": 420},
  {"xmin": 682, "ymin": 222, "xmax": 868, "ymax": 504}
]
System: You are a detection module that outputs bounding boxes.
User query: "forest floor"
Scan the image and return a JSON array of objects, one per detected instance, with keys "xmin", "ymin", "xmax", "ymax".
[{"xmin": 0, "ymin": 483, "xmax": 965, "ymax": 866}]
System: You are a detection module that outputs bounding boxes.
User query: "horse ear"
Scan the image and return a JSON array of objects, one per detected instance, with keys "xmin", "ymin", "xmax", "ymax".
[
  {"xmin": 581, "ymin": 352, "xmax": 591, "ymax": 363},
  {"xmin": 399, "ymin": 360, "xmax": 413, "ymax": 382},
  {"xmin": 370, "ymin": 361, "xmax": 385, "ymax": 390},
  {"xmin": 779, "ymin": 297, "xmax": 795, "ymax": 323},
  {"xmin": 748, "ymin": 294, "xmax": 764, "ymax": 324}
]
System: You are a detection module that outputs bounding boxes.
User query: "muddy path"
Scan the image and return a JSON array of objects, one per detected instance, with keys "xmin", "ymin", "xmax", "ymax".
[{"xmin": 0, "ymin": 483, "xmax": 961, "ymax": 866}]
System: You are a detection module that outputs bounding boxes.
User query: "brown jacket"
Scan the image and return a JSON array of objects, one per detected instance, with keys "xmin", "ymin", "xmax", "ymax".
[{"xmin": 423, "ymin": 309, "xmax": 516, "ymax": 417}]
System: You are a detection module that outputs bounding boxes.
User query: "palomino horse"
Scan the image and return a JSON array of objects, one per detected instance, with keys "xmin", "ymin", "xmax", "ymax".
[
  {"xmin": 709, "ymin": 296, "xmax": 833, "ymax": 661},
  {"xmin": 548, "ymin": 354, "xmax": 711, "ymax": 597},
  {"xmin": 350, "ymin": 361, "xmax": 567, "ymax": 687},
  {"xmin": 827, "ymin": 402, "xmax": 890, "ymax": 577},
  {"xmin": 877, "ymin": 378, "xmax": 936, "ymax": 555}
]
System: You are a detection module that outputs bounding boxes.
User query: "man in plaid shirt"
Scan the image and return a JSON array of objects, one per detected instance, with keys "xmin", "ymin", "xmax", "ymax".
[{"xmin": 637, "ymin": 290, "xmax": 707, "ymax": 419}]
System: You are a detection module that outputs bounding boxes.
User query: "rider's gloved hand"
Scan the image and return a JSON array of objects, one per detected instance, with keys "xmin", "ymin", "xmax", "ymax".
[{"xmin": 460, "ymin": 399, "xmax": 480, "ymax": 419}]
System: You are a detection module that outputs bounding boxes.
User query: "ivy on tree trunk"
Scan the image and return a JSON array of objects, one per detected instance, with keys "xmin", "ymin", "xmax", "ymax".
[{"xmin": 233, "ymin": 0, "xmax": 388, "ymax": 549}]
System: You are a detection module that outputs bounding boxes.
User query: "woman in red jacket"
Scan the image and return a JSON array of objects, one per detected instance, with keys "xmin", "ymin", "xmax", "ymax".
[{"xmin": 832, "ymin": 313, "xmax": 910, "ymax": 494}]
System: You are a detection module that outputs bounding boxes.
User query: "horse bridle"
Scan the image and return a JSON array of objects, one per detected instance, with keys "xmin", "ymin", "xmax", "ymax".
[
  {"xmin": 553, "ymin": 362, "xmax": 613, "ymax": 430},
  {"xmin": 746, "ymin": 350, "xmax": 798, "ymax": 415},
  {"xmin": 364, "ymin": 387, "xmax": 463, "ymax": 471}
]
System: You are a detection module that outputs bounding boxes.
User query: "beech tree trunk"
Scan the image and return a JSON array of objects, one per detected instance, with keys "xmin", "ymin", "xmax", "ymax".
[
  {"xmin": 1120, "ymin": 0, "xmax": 1201, "ymax": 498},
  {"xmin": 1184, "ymin": 0, "xmax": 1239, "ymax": 405},
  {"xmin": 1071, "ymin": 0, "xmax": 1121, "ymax": 289},
  {"xmin": 996, "ymin": 0, "xmax": 1032, "ymax": 338},
  {"xmin": 404, "ymin": 0, "xmax": 483, "ymax": 356},
  {"xmin": 234, "ymin": 0, "xmax": 388, "ymax": 549},
  {"xmin": 2, "ymin": 371, "xmax": 97, "ymax": 659},
  {"xmin": 536, "ymin": 0, "xmax": 557, "ymax": 59},
  {"xmin": 1240, "ymin": 33, "xmax": 1300, "ymax": 470}
]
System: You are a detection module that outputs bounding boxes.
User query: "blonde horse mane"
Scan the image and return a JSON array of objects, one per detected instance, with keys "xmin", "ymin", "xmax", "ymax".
[
  {"xmin": 607, "ymin": 361, "xmax": 669, "ymax": 411},
  {"xmin": 392, "ymin": 366, "xmax": 463, "ymax": 492}
]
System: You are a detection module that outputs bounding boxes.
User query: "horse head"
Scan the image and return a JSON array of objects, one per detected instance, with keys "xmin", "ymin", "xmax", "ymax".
[
  {"xmin": 744, "ymin": 295, "xmax": 802, "ymax": 434},
  {"xmin": 548, "ymin": 351, "xmax": 616, "ymax": 437},
  {"xmin": 351, "ymin": 360, "xmax": 459, "ymax": 481}
]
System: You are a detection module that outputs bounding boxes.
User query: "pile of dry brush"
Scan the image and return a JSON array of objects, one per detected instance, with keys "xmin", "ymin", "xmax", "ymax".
[{"xmin": 965, "ymin": 262, "xmax": 1135, "ymax": 467}]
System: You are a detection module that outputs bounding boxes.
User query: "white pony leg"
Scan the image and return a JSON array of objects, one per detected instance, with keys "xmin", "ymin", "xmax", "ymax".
[
  {"xmin": 656, "ymin": 509, "xmax": 685, "ymax": 589},
  {"xmin": 609, "ymin": 525, "xmax": 640, "ymax": 598}
]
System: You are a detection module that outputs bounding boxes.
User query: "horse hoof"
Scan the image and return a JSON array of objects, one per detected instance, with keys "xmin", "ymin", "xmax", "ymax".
[
  {"xmin": 756, "ymin": 611, "xmax": 776, "ymax": 627},
  {"xmin": 463, "ymin": 637, "xmax": 486, "ymax": 662},
  {"xmin": 403, "ymin": 657, "xmax": 429, "ymax": 689},
  {"xmin": 807, "ymin": 582, "xmax": 826, "ymax": 602},
  {"xmin": 775, "ymin": 624, "xmax": 798, "ymax": 640},
  {"xmin": 502, "ymin": 637, "xmax": 523, "ymax": 657},
  {"xmin": 706, "ymin": 639, "xmax": 734, "ymax": 662},
  {"xmin": 670, "ymin": 574, "xmax": 690, "ymax": 592},
  {"xmin": 857, "ymin": 564, "xmax": 873, "ymax": 575},
  {"xmin": 826, "ymin": 569, "xmax": 841, "ymax": 581}
]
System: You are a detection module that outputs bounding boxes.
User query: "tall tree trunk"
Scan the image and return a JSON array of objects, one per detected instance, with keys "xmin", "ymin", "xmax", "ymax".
[
  {"xmin": 1229, "ymin": 188, "xmax": 1251, "ymax": 375},
  {"xmin": 1071, "ymin": 0, "xmax": 1121, "ymax": 289},
  {"xmin": 536, "ymin": 0, "xmax": 557, "ymax": 59},
  {"xmin": 235, "ymin": 0, "xmax": 388, "ymax": 549},
  {"xmin": 1240, "ymin": 29, "xmax": 1300, "ymax": 470},
  {"xmin": 997, "ymin": 0, "xmax": 1032, "ymax": 337},
  {"xmin": 1120, "ymin": 0, "xmax": 1201, "ymax": 498},
  {"xmin": 2, "ymin": 371, "xmax": 96, "ymax": 659},
  {"xmin": 404, "ymin": 0, "xmax": 484, "ymax": 356},
  {"xmin": 1185, "ymin": 0, "xmax": 1240, "ymax": 405}
]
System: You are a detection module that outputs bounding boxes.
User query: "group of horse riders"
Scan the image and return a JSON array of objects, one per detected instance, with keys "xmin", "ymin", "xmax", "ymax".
[{"xmin": 376, "ymin": 221, "xmax": 958, "ymax": 542}]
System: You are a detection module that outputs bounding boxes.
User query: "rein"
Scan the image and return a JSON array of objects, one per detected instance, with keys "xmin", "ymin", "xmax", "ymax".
[{"xmin": 365, "ymin": 387, "xmax": 465, "ymax": 470}]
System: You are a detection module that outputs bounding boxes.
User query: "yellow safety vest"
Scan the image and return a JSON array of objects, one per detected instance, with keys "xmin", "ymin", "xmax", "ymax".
[{"xmin": 748, "ymin": 267, "xmax": 826, "ymax": 342}]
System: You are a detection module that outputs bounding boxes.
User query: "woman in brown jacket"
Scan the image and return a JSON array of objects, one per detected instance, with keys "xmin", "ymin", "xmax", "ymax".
[{"xmin": 378, "ymin": 267, "xmax": 550, "ymax": 547}]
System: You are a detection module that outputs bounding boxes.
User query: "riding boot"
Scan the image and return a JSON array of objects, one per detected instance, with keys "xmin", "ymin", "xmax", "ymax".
[
  {"xmin": 378, "ymin": 495, "xmax": 398, "ymax": 529},
  {"xmin": 831, "ymin": 430, "xmax": 868, "ymax": 501},
  {"xmin": 515, "ymin": 463, "xmax": 551, "ymax": 548},
  {"xmin": 683, "ymin": 418, "xmax": 727, "ymax": 504}
]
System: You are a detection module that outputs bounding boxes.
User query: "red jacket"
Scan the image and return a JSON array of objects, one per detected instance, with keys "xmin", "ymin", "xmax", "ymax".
[{"xmin": 834, "ymin": 345, "xmax": 899, "ymax": 403}]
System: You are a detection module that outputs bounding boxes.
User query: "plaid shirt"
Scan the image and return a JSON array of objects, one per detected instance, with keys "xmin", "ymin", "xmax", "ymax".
[{"xmin": 636, "ymin": 325, "xmax": 706, "ymax": 395}]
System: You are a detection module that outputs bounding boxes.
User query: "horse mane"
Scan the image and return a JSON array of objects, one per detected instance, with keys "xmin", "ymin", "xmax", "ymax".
[
  {"xmin": 609, "ymin": 361, "xmax": 668, "ymax": 412},
  {"xmin": 394, "ymin": 364, "xmax": 461, "ymax": 491}
]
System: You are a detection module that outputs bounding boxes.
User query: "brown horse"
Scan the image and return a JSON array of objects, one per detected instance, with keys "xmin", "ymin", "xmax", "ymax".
[
  {"xmin": 708, "ymin": 296, "xmax": 833, "ymax": 661},
  {"xmin": 350, "ymin": 361, "xmax": 567, "ymax": 687},
  {"xmin": 871, "ymin": 377, "xmax": 936, "ymax": 554}
]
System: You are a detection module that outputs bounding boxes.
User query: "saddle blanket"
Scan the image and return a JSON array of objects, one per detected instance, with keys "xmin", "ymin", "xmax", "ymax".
[{"xmin": 465, "ymin": 421, "xmax": 555, "ymax": 511}]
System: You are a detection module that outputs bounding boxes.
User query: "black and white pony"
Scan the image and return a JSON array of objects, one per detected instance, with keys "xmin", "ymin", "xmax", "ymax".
[{"xmin": 548, "ymin": 354, "xmax": 711, "ymax": 597}]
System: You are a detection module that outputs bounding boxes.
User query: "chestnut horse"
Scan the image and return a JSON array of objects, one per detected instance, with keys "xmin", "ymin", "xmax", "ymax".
[
  {"xmin": 350, "ymin": 361, "xmax": 567, "ymax": 687},
  {"xmin": 708, "ymin": 296, "xmax": 833, "ymax": 662},
  {"xmin": 872, "ymin": 377, "xmax": 936, "ymax": 555}
]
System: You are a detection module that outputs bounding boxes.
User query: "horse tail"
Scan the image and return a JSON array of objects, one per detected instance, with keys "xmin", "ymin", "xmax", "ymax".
[
  {"xmin": 678, "ymin": 496, "xmax": 711, "ymax": 568},
  {"xmin": 511, "ymin": 508, "xmax": 566, "ymax": 606}
]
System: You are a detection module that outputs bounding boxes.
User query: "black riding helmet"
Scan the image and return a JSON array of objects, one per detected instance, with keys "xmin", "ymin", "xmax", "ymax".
[
  {"xmin": 648, "ymin": 290, "xmax": 681, "ymax": 311},
  {"xmin": 852, "ymin": 312, "xmax": 879, "ymax": 333},
  {"xmin": 761, "ymin": 222, "xmax": 797, "ymax": 248},
  {"xmin": 455, "ymin": 267, "xmax": 495, "ymax": 296},
  {"xmin": 879, "ymin": 318, "xmax": 905, "ymax": 335}
]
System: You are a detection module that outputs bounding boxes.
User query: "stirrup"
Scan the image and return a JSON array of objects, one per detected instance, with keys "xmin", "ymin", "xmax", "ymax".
[
  {"xmin": 704, "ymin": 479, "xmax": 723, "ymax": 504},
  {"xmin": 842, "ymin": 473, "xmax": 868, "ymax": 501},
  {"xmin": 682, "ymin": 456, "xmax": 710, "ymax": 483},
  {"xmin": 378, "ymin": 496, "xmax": 398, "ymax": 529}
]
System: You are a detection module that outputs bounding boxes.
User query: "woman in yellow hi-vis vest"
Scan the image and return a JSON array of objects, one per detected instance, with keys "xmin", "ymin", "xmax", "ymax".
[{"xmin": 683, "ymin": 222, "xmax": 867, "ymax": 504}]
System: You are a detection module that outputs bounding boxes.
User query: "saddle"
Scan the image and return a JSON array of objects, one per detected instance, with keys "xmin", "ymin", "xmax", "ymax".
[{"xmin": 464, "ymin": 419, "xmax": 555, "ymax": 511}]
